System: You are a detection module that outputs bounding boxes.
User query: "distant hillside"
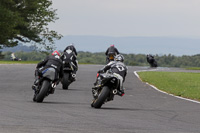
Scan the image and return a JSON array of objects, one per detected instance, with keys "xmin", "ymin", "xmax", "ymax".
[
  {"xmin": 54, "ymin": 35, "xmax": 200, "ymax": 56},
  {"xmin": 2, "ymin": 36, "xmax": 200, "ymax": 56},
  {"xmin": 1, "ymin": 43, "xmax": 36, "ymax": 52}
]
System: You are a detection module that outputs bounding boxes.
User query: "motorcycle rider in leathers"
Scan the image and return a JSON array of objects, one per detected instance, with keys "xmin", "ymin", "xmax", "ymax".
[
  {"xmin": 64, "ymin": 43, "xmax": 78, "ymax": 56},
  {"xmin": 32, "ymin": 50, "xmax": 63, "ymax": 90},
  {"xmin": 93, "ymin": 54, "xmax": 127, "ymax": 96},
  {"xmin": 62, "ymin": 44, "xmax": 78, "ymax": 80},
  {"xmin": 105, "ymin": 45, "xmax": 120, "ymax": 63},
  {"xmin": 60, "ymin": 49, "xmax": 78, "ymax": 81}
]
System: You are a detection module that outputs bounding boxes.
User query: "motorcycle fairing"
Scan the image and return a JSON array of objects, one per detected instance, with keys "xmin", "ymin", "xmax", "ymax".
[
  {"xmin": 42, "ymin": 68, "xmax": 56, "ymax": 80},
  {"xmin": 99, "ymin": 73, "xmax": 120, "ymax": 90}
]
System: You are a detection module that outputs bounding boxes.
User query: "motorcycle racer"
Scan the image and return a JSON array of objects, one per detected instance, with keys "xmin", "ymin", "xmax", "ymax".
[
  {"xmin": 32, "ymin": 50, "xmax": 63, "ymax": 90},
  {"xmin": 94, "ymin": 54, "xmax": 128, "ymax": 95}
]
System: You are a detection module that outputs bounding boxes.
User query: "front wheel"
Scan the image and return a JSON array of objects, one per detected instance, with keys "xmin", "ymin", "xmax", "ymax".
[
  {"xmin": 35, "ymin": 80, "xmax": 50, "ymax": 103},
  {"xmin": 62, "ymin": 73, "xmax": 71, "ymax": 90},
  {"xmin": 91, "ymin": 86, "xmax": 110, "ymax": 108}
]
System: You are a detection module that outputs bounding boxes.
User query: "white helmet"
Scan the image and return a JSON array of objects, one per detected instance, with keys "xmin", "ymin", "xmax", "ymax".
[{"xmin": 114, "ymin": 54, "xmax": 124, "ymax": 62}]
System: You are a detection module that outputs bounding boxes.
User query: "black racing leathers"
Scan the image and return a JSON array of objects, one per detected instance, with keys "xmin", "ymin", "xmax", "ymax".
[
  {"xmin": 99, "ymin": 61, "xmax": 127, "ymax": 82},
  {"xmin": 36, "ymin": 55, "xmax": 63, "ymax": 79},
  {"xmin": 105, "ymin": 46, "xmax": 120, "ymax": 56},
  {"xmin": 61, "ymin": 51, "xmax": 78, "ymax": 72},
  {"xmin": 64, "ymin": 46, "xmax": 77, "ymax": 56},
  {"xmin": 147, "ymin": 55, "xmax": 154, "ymax": 64}
]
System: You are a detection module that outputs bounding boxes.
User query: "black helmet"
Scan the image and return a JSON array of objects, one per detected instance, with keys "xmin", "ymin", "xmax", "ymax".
[{"xmin": 114, "ymin": 54, "xmax": 124, "ymax": 62}]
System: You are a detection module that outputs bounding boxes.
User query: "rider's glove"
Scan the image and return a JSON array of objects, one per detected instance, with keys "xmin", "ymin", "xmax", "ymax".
[{"xmin": 98, "ymin": 70, "xmax": 104, "ymax": 73}]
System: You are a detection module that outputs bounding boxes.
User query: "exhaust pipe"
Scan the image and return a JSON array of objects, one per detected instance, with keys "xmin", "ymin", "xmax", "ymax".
[
  {"xmin": 72, "ymin": 74, "xmax": 76, "ymax": 78},
  {"xmin": 52, "ymin": 83, "xmax": 57, "ymax": 88},
  {"xmin": 113, "ymin": 89, "xmax": 118, "ymax": 94}
]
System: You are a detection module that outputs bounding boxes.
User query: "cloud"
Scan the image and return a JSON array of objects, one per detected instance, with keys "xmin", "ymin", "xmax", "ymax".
[{"xmin": 49, "ymin": 0, "xmax": 200, "ymax": 38}]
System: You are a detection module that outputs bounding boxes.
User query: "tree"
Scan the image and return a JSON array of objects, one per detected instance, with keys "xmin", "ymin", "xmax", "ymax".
[
  {"xmin": 0, "ymin": 0, "xmax": 62, "ymax": 50},
  {"xmin": 0, "ymin": 51, "xmax": 4, "ymax": 59}
]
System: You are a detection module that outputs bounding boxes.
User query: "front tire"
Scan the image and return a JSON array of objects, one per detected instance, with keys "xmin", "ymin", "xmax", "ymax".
[
  {"xmin": 35, "ymin": 80, "xmax": 50, "ymax": 103},
  {"xmin": 62, "ymin": 73, "xmax": 71, "ymax": 90},
  {"xmin": 91, "ymin": 86, "xmax": 110, "ymax": 108}
]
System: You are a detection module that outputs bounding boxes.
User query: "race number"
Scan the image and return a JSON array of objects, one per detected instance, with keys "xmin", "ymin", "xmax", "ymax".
[{"xmin": 116, "ymin": 65, "xmax": 125, "ymax": 71}]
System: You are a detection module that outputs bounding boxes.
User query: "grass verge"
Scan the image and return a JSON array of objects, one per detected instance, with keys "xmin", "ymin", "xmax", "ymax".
[
  {"xmin": 185, "ymin": 67, "xmax": 200, "ymax": 70},
  {"xmin": 0, "ymin": 61, "xmax": 94, "ymax": 65},
  {"xmin": 138, "ymin": 71, "xmax": 200, "ymax": 101},
  {"xmin": 0, "ymin": 61, "xmax": 39, "ymax": 64}
]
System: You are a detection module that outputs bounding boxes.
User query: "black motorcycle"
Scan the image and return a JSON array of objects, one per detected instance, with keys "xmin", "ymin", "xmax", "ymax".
[
  {"xmin": 147, "ymin": 55, "xmax": 158, "ymax": 67},
  {"xmin": 61, "ymin": 59, "xmax": 76, "ymax": 90},
  {"xmin": 33, "ymin": 67, "xmax": 58, "ymax": 103},
  {"xmin": 91, "ymin": 71, "xmax": 124, "ymax": 108}
]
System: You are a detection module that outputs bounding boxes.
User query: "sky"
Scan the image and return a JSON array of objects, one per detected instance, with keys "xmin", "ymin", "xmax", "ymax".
[{"xmin": 49, "ymin": 0, "xmax": 200, "ymax": 38}]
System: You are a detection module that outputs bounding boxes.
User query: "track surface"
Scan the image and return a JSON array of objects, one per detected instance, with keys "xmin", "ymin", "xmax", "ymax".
[{"xmin": 0, "ymin": 64, "xmax": 200, "ymax": 133}]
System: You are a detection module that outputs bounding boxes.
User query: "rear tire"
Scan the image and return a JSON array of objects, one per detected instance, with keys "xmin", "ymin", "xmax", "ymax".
[
  {"xmin": 35, "ymin": 80, "xmax": 50, "ymax": 103},
  {"xmin": 152, "ymin": 61, "xmax": 158, "ymax": 67},
  {"xmin": 92, "ymin": 86, "xmax": 110, "ymax": 108},
  {"xmin": 62, "ymin": 73, "xmax": 71, "ymax": 90}
]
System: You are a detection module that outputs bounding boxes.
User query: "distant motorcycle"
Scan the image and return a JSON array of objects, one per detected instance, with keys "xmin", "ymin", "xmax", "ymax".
[
  {"xmin": 61, "ymin": 50, "xmax": 77, "ymax": 90},
  {"xmin": 33, "ymin": 67, "xmax": 59, "ymax": 103},
  {"xmin": 147, "ymin": 54, "xmax": 158, "ymax": 67},
  {"xmin": 11, "ymin": 53, "xmax": 21, "ymax": 61},
  {"xmin": 91, "ymin": 70, "xmax": 124, "ymax": 108}
]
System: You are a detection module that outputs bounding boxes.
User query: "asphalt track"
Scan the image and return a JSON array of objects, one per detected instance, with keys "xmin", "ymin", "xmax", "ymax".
[{"xmin": 0, "ymin": 64, "xmax": 200, "ymax": 133}]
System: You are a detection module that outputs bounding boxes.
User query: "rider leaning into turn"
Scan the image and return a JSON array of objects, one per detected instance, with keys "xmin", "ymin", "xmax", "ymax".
[
  {"xmin": 95, "ymin": 54, "xmax": 128, "ymax": 95},
  {"xmin": 63, "ymin": 43, "xmax": 78, "ymax": 56},
  {"xmin": 32, "ymin": 50, "xmax": 63, "ymax": 90},
  {"xmin": 61, "ymin": 44, "xmax": 78, "ymax": 77},
  {"xmin": 61, "ymin": 51, "xmax": 78, "ymax": 81}
]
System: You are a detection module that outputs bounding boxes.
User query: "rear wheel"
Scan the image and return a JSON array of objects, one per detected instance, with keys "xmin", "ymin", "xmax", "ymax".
[
  {"xmin": 91, "ymin": 86, "xmax": 110, "ymax": 108},
  {"xmin": 62, "ymin": 73, "xmax": 71, "ymax": 90},
  {"xmin": 35, "ymin": 80, "xmax": 50, "ymax": 103},
  {"xmin": 154, "ymin": 61, "xmax": 158, "ymax": 67},
  {"xmin": 152, "ymin": 61, "xmax": 157, "ymax": 67}
]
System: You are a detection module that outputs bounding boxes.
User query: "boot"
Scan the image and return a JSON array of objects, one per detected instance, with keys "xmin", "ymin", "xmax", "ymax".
[
  {"xmin": 118, "ymin": 88, "xmax": 125, "ymax": 96},
  {"xmin": 32, "ymin": 77, "xmax": 39, "ymax": 90}
]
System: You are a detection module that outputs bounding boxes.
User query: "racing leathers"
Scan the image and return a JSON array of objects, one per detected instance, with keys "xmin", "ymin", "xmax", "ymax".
[
  {"xmin": 146, "ymin": 54, "xmax": 154, "ymax": 64},
  {"xmin": 64, "ymin": 45, "xmax": 77, "ymax": 56},
  {"xmin": 32, "ymin": 55, "xmax": 63, "ymax": 89},
  {"xmin": 96, "ymin": 61, "xmax": 128, "ymax": 94},
  {"xmin": 105, "ymin": 46, "xmax": 120, "ymax": 56},
  {"xmin": 61, "ymin": 49, "xmax": 78, "ymax": 76}
]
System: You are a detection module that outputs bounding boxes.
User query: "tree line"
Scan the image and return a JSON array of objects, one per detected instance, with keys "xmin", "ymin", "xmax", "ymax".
[
  {"xmin": 1, "ymin": 51, "xmax": 200, "ymax": 68},
  {"xmin": 0, "ymin": 0, "xmax": 61, "ymax": 50}
]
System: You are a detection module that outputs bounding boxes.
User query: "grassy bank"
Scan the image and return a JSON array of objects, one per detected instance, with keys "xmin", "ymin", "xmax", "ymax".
[
  {"xmin": 0, "ymin": 61, "xmax": 39, "ymax": 64},
  {"xmin": 0, "ymin": 61, "xmax": 91, "ymax": 65},
  {"xmin": 185, "ymin": 67, "xmax": 200, "ymax": 70},
  {"xmin": 138, "ymin": 71, "xmax": 200, "ymax": 101}
]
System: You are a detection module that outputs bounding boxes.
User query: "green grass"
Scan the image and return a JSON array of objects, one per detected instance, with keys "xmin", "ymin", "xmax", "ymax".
[
  {"xmin": 185, "ymin": 67, "xmax": 200, "ymax": 70},
  {"xmin": 138, "ymin": 71, "xmax": 200, "ymax": 101},
  {"xmin": 0, "ymin": 60, "xmax": 95, "ymax": 65},
  {"xmin": 0, "ymin": 61, "xmax": 39, "ymax": 64}
]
